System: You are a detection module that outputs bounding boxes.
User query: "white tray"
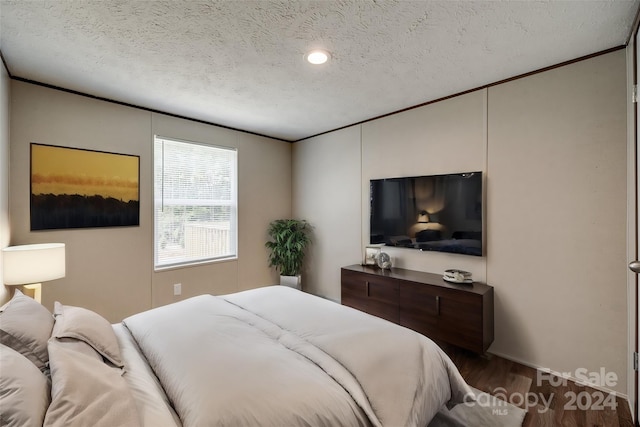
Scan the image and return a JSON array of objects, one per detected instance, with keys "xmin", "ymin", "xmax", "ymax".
[{"xmin": 442, "ymin": 276, "xmax": 473, "ymax": 284}]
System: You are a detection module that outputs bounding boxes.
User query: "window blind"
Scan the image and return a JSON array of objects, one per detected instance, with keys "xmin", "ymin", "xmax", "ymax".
[{"xmin": 154, "ymin": 136, "xmax": 237, "ymax": 269}]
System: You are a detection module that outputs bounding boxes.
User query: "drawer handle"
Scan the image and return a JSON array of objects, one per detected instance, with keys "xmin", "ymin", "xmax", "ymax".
[
  {"xmin": 436, "ymin": 296, "xmax": 440, "ymax": 315},
  {"xmin": 366, "ymin": 281, "xmax": 370, "ymax": 297}
]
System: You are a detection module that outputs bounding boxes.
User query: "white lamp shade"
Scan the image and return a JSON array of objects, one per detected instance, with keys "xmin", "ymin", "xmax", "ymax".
[{"xmin": 2, "ymin": 243, "xmax": 66, "ymax": 285}]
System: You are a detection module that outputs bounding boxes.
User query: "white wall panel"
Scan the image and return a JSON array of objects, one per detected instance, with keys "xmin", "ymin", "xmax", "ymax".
[
  {"xmin": 487, "ymin": 50, "xmax": 627, "ymax": 393},
  {"xmin": 361, "ymin": 90, "xmax": 487, "ymax": 281},
  {"xmin": 292, "ymin": 126, "xmax": 361, "ymax": 301}
]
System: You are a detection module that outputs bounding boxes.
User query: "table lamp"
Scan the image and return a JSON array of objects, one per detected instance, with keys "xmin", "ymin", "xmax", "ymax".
[{"xmin": 2, "ymin": 243, "xmax": 66, "ymax": 303}]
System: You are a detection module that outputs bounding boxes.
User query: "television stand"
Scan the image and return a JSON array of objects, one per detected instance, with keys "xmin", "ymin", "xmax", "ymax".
[{"xmin": 341, "ymin": 264, "xmax": 494, "ymax": 353}]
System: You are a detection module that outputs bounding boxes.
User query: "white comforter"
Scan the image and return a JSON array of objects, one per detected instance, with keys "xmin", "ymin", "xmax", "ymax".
[{"xmin": 122, "ymin": 286, "xmax": 470, "ymax": 427}]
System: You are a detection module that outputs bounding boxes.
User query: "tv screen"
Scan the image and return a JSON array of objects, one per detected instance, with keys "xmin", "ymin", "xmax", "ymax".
[{"xmin": 370, "ymin": 172, "xmax": 483, "ymax": 256}]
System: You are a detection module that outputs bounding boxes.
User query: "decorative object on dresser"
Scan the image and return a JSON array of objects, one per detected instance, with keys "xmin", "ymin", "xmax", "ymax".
[
  {"xmin": 2, "ymin": 243, "xmax": 66, "ymax": 303},
  {"xmin": 341, "ymin": 264, "xmax": 494, "ymax": 353},
  {"xmin": 363, "ymin": 245, "xmax": 381, "ymax": 266},
  {"xmin": 443, "ymin": 269, "xmax": 473, "ymax": 284},
  {"xmin": 265, "ymin": 219, "xmax": 311, "ymax": 290},
  {"xmin": 376, "ymin": 252, "xmax": 392, "ymax": 269}
]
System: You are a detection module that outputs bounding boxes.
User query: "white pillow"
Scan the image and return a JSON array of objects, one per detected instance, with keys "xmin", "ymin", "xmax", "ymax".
[
  {"xmin": 0, "ymin": 344, "xmax": 50, "ymax": 427},
  {"xmin": 52, "ymin": 302, "xmax": 123, "ymax": 367},
  {"xmin": 0, "ymin": 289, "xmax": 54, "ymax": 371}
]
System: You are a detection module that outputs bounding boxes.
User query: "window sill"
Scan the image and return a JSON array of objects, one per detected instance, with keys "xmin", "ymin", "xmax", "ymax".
[{"xmin": 154, "ymin": 255, "xmax": 238, "ymax": 273}]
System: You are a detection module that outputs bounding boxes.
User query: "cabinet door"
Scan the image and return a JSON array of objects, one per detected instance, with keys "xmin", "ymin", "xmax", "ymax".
[
  {"xmin": 400, "ymin": 281, "xmax": 483, "ymax": 352},
  {"xmin": 364, "ymin": 276, "xmax": 399, "ymax": 323},
  {"xmin": 341, "ymin": 270, "xmax": 399, "ymax": 323},
  {"xmin": 341, "ymin": 270, "xmax": 368, "ymax": 313}
]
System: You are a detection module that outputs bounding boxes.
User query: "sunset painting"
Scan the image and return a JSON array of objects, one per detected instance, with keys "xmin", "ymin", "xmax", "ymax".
[{"xmin": 30, "ymin": 143, "xmax": 140, "ymax": 230}]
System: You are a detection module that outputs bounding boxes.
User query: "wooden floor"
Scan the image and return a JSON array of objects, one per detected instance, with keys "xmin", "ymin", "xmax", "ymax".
[{"xmin": 440, "ymin": 344, "xmax": 634, "ymax": 427}]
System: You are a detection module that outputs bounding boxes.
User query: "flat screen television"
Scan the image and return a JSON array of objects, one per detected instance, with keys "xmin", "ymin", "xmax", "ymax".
[{"xmin": 369, "ymin": 172, "xmax": 483, "ymax": 256}]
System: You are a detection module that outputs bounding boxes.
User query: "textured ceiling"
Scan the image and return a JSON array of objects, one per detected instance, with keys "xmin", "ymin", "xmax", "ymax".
[{"xmin": 0, "ymin": 0, "xmax": 638, "ymax": 141}]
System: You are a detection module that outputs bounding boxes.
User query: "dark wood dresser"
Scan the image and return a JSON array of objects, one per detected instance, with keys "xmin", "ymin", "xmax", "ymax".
[{"xmin": 341, "ymin": 264, "xmax": 494, "ymax": 353}]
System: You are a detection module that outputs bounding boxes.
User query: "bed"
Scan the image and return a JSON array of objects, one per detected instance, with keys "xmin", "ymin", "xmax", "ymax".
[{"xmin": 0, "ymin": 285, "xmax": 474, "ymax": 427}]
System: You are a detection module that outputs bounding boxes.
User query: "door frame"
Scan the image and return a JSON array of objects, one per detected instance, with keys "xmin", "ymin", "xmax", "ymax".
[{"xmin": 629, "ymin": 9, "xmax": 640, "ymax": 425}]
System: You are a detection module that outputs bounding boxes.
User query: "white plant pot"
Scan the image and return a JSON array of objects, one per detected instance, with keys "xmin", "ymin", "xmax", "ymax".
[{"xmin": 280, "ymin": 275, "xmax": 301, "ymax": 290}]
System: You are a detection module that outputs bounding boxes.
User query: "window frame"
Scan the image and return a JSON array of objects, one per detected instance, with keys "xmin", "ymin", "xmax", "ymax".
[{"xmin": 153, "ymin": 135, "xmax": 238, "ymax": 271}]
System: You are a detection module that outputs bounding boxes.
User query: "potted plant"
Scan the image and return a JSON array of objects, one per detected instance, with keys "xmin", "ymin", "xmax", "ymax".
[{"xmin": 265, "ymin": 219, "xmax": 311, "ymax": 289}]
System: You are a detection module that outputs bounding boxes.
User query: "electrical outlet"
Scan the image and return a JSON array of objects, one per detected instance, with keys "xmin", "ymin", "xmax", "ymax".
[{"xmin": 173, "ymin": 283, "xmax": 182, "ymax": 296}]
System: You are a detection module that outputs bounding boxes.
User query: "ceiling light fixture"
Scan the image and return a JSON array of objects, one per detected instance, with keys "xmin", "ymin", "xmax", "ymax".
[{"xmin": 305, "ymin": 49, "xmax": 330, "ymax": 65}]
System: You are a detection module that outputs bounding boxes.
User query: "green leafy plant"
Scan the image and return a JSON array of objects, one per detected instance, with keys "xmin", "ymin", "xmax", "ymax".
[{"xmin": 265, "ymin": 219, "xmax": 311, "ymax": 276}]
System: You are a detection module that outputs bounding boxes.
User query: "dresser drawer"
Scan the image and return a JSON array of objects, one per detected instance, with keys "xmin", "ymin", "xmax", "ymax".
[
  {"xmin": 341, "ymin": 269, "xmax": 399, "ymax": 323},
  {"xmin": 400, "ymin": 281, "xmax": 483, "ymax": 351}
]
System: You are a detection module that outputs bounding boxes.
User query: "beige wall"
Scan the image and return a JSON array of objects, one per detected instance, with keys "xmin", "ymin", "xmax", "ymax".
[
  {"xmin": 150, "ymin": 113, "xmax": 292, "ymax": 304},
  {"xmin": 292, "ymin": 50, "xmax": 628, "ymax": 394},
  {"xmin": 292, "ymin": 125, "xmax": 362, "ymax": 301},
  {"xmin": 361, "ymin": 89, "xmax": 488, "ymax": 281},
  {"xmin": 487, "ymin": 50, "xmax": 627, "ymax": 393},
  {"xmin": 0, "ymin": 62, "xmax": 10, "ymax": 304},
  {"xmin": 9, "ymin": 81, "xmax": 291, "ymax": 322}
]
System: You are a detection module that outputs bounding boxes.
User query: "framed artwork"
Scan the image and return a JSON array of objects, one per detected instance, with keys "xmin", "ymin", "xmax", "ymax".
[
  {"xmin": 364, "ymin": 246, "xmax": 381, "ymax": 266},
  {"xmin": 30, "ymin": 143, "xmax": 140, "ymax": 230}
]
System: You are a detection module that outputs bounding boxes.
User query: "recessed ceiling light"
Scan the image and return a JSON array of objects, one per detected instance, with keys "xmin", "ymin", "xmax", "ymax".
[{"xmin": 305, "ymin": 49, "xmax": 330, "ymax": 65}]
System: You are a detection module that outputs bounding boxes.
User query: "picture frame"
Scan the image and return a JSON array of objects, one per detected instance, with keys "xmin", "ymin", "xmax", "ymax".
[
  {"xmin": 364, "ymin": 246, "xmax": 381, "ymax": 266},
  {"xmin": 30, "ymin": 143, "xmax": 140, "ymax": 230}
]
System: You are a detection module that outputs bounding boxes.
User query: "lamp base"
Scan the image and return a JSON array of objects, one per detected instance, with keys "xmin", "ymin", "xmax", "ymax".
[{"xmin": 21, "ymin": 284, "xmax": 42, "ymax": 303}]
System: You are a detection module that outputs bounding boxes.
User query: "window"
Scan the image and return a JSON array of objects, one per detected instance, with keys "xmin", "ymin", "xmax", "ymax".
[{"xmin": 154, "ymin": 136, "xmax": 237, "ymax": 269}]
